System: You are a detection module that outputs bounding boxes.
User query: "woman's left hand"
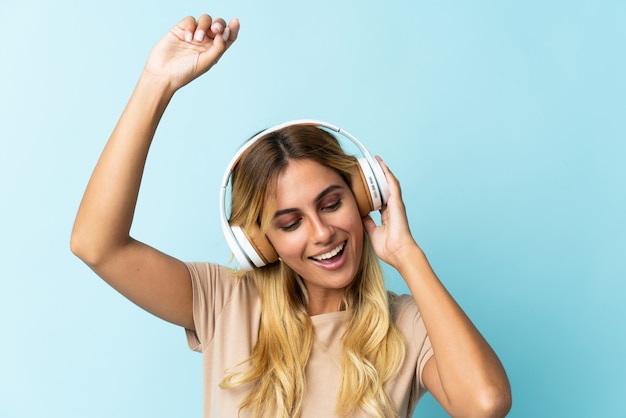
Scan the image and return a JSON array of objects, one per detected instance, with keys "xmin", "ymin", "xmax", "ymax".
[
  {"xmin": 143, "ymin": 15, "xmax": 240, "ymax": 93},
  {"xmin": 362, "ymin": 157, "xmax": 420, "ymax": 269},
  {"xmin": 365, "ymin": 160, "xmax": 512, "ymax": 417}
]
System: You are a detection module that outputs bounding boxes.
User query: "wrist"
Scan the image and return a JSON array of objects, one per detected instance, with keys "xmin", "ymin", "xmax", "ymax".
[
  {"xmin": 138, "ymin": 69, "xmax": 178, "ymax": 99},
  {"xmin": 390, "ymin": 242, "xmax": 427, "ymax": 275}
]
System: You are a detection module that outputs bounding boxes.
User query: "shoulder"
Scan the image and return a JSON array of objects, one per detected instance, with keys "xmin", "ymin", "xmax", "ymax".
[
  {"xmin": 387, "ymin": 291, "xmax": 425, "ymax": 331},
  {"xmin": 387, "ymin": 291, "xmax": 431, "ymax": 358},
  {"xmin": 388, "ymin": 291, "xmax": 417, "ymax": 318},
  {"xmin": 184, "ymin": 262, "xmax": 261, "ymax": 353},
  {"xmin": 185, "ymin": 261, "xmax": 258, "ymax": 301},
  {"xmin": 185, "ymin": 261, "xmax": 237, "ymax": 280}
]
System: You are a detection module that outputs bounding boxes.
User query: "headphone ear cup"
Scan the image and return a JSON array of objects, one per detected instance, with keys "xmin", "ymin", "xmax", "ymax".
[
  {"xmin": 231, "ymin": 224, "xmax": 279, "ymax": 268},
  {"xmin": 244, "ymin": 224, "xmax": 279, "ymax": 265},
  {"xmin": 352, "ymin": 157, "xmax": 387, "ymax": 216},
  {"xmin": 351, "ymin": 160, "xmax": 374, "ymax": 216}
]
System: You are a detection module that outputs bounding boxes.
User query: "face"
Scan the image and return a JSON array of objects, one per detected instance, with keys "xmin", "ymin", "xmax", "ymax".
[{"xmin": 264, "ymin": 159, "xmax": 364, "ymax": 307}]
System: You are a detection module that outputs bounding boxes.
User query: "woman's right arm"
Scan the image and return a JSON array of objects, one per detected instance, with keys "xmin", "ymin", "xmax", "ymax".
[{"xmin": 70, "ymin": 15, "xmax": 240, "ymax": 330}]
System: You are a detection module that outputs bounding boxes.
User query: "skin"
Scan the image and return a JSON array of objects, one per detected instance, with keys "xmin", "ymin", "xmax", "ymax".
[
  {"xmin": 364, "ymin": 158, "xmax": 512, "ymax": 416},
  {"xmin": 265, "ymin": 159, "xmax": 364, "ymax": 315},
  {"xmin": 71, "ymin": 14, "xmax": 512, "ymax": 418}
]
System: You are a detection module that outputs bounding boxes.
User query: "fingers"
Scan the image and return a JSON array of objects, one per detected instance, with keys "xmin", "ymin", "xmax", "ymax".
[
  {"xmin": 376, "ymin": 155, "xmax": 393, "ymax": 179},
  {"xmin": 226, "ymin": 18, "xmax": 241, "ymax": 44},
  {"xmin": 177, "ymin": 15, "xmax": 209, "ymax": 43},
  {"xmin": 211, "ymin": 18, "xmax": 241, "ymax": 47},
  {"xmin": 209, "ymin": 17, "xmax": 227, "ymax": 40},
  {"xmin": 192, "ymin": 14, "xmax": 213, "ymax": 42},
  {"xmin": 376, "ymin": 156, "xmax": 403, "ymax": 200},
  {"xmin": 362, "ymin": 215, "xmax": 377, "ymax": 236},
  {"xmin": 178, "ymin": 14, "xmax": 239, "ymax": 45}
]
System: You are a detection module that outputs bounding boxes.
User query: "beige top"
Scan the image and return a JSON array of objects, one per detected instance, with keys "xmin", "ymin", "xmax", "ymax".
[{"xmin": 185, "ymin": 262, "xmax": 433, "ymax": 417}]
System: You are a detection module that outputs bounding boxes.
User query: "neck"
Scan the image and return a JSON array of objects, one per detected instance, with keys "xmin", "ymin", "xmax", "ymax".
[
  {"xmin": 295, "ymin": 275, "xmax": 345, "ymax": 316},
  {"xmin": 307, "ymin": 293, "xmax": 345, "ymax": 316}
]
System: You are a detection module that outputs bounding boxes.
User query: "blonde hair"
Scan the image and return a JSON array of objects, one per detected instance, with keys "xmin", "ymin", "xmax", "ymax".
[{"xmin": 221, "ymin": 125, "xmax": 406, "ymax": 417}]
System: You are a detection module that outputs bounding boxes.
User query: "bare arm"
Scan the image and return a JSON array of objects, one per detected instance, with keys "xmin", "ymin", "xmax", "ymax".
[
  {"xmin": 363, "ymin": 159, "xmax": 512, "ymax": 417},
  {"xmin": 70, "ymin": 15, "xmax": 240, "ymax": 330}
]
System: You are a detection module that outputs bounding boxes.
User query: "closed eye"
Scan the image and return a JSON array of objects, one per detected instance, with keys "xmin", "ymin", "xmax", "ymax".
[
  {"xmin": 279, "ymin": 217, "xmax": 302, "ymax": 232},
  {"xmin": 322, "ymin": 199, "xmax": 342, "ymax": 212}
]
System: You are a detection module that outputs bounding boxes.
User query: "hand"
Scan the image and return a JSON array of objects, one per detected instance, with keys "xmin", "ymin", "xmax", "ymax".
[
  {"xmin": 362, "ymin": 157, "xmax": 420, "ymax": 269},
  {"xmin": 142, "ymin": 14, "xmax": 240, "ymax": 92}
]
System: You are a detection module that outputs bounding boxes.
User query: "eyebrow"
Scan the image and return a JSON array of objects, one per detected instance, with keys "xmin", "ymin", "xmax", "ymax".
[{"xmin": 272, "ymin": 184, "xmax": 344, "ymax": 219}]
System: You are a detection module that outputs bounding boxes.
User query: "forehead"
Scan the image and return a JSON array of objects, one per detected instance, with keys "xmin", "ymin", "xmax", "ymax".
[{"xmin": 272, "ymin": 159, "xmax": 346, "ymax": 207}]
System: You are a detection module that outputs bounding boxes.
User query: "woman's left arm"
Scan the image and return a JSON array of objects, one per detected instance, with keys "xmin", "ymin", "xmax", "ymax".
[{"xmin": 363, "ymin": 158, "xmax": 512, "ymax": 418}]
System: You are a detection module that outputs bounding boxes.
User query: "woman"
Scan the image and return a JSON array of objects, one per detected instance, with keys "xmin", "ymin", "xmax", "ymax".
[{"xmin": 71, "ymin": 14, "xmax": 512, "ymax": 417}]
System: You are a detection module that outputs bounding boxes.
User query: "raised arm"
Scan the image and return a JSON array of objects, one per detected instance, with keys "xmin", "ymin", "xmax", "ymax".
[
  {"xmin": 363, "ymin": 158, "xmax": 512, "ymax": 417},
  {"xmin": 70, "ymin": 15, "xmax": 240, "ymax": 330}
]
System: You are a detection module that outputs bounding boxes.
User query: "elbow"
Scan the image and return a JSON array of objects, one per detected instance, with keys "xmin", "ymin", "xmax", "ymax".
[
  {"xmin": 473, "ymin": 383, "xmax": 512, "ymax": 418},
  {"xmin": 70, "ymin": 226, "xmax": 130, "ymax": 269},
  {"xmin": 448, "ymin": 380, "xmax": 512, "ymax": 418},
  {"xmin": 70, "ymin": 228, "xmax": 106, "ymax": 268},
  {"xmin": 70, "ymin": 229, "xmax": 92, "ymax": 264}
]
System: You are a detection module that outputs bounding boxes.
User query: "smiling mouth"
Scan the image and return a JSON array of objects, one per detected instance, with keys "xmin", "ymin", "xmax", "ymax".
[{"xmin": 310, "ymin": 241, "xmax": 346, "ymax": 261}]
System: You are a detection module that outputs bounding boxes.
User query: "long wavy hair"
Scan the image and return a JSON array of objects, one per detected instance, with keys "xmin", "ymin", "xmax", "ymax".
[{"xmin": 220, "ymin": 125, "xmax": 406, "ymax": 417}]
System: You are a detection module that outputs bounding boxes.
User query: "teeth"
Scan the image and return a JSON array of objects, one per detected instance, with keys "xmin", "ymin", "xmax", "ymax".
[{"xmin": 312, "ymin": 242, "xmax": 345, "ymax": 261}]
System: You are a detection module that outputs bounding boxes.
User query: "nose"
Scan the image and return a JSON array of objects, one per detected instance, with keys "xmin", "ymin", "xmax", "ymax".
[{"xmin": 309, "ymin": 214, "xmax": 334, "ymax": 245}]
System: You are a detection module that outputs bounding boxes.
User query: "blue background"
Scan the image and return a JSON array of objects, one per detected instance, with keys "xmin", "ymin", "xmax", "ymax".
[{"xmin": 1, "ymin": 1, "xmax": 624, "ymax": 417}]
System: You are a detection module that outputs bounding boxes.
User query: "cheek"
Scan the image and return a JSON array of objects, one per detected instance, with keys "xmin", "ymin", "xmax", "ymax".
[
  {"xmin": 266, "ymin": 232, "xmax": 305, "ymax": 260},
  {"xmin": 345, "ymin": 214, "xmax": 365, "ymax": 254},
  {"xmin": 352, "ymin": 221, "xmax": 365, "ymax": 253},
  {"xmin": 344, "ymin": 208, "xmax": 365, "ymax": 236}
]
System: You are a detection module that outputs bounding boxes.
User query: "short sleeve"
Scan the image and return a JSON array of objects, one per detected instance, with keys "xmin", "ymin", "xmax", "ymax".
[
  {"xmin": 389, "ymin": 293, "xmax": 434, "ymax": 394},
  {"xmin": 415, "ymin": 324, "xmax": 434, "ymax": 389},
  {"xmin": 183, "ymin": 262, "xmax": 243, "ymax": 352}
]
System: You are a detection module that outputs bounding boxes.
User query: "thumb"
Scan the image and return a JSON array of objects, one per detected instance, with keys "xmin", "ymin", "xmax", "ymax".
[{"xmin": 362, "ymin": 215, "xmax": 377, "ymax": 237}]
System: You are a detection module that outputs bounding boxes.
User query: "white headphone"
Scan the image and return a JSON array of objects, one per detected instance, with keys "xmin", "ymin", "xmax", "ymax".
[{"xmin": 219, "ymin": 119, "xmax": 389, "ymax": 270}]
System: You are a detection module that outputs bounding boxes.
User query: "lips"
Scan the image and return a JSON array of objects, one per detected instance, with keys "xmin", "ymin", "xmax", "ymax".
[{"xmin": 310, "ymin": 241, "xmax": 346, "ymax": 261}]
